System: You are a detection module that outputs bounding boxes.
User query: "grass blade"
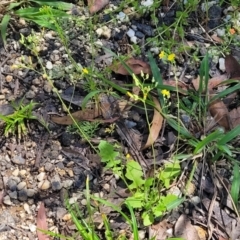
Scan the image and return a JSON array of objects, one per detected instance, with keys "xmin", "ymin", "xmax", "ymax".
[
  {"xmin": 217, "ymin": 125, "xmax": 240, "ymax": 145},
  {"xmin": 0, "ymin": 14, "xmax": 11, "ymax": 46},
  {"xmin": 231, "ymin": 162, "xmax": 240, "ymax": 206}
]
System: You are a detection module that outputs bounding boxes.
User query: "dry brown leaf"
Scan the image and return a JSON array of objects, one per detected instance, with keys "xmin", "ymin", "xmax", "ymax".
[
  {"xmin": 229, "ymin": 107, "xmax": 240, "ymax": 128},
  {"xmin": 174, "ymin": 214, "xmax": 200, "ymax": 240},
  {"xmin": 149, "ymin": 219, "xmax": 173, "ymax": 240},
  {"xmin": 142, "ymin": 97, "xmax": 163, "ymax": 150},
  {"xmin": 225, "ymin": 55, "xmax": 240, "ymax": 80},
  {"xmin": 88, "ymin": 0, "xmax": 109, "ymax": 14},
  {"xmin": 192, "ymin": 74, "xmax": 228, "ymax": 91},
  {"xmin": 163, "ymin": 79, "xmax": 189, "ymax": 94},
  {"xmin": 211, "ymin": 33, "xmax": 223, "ymax": 43},
  {"xmin": 209, "ymin": 99, "xmax": 231, "ymax": 130},
  {"xmin": 111, "ymin": 58, "xmax": 151, "ymax": 75},
  {"xmin": 37, "ymin": 202, "xmax": 49, "ymax": 240},
  {"xmin": 51, "ymin": 107, "xmax": 101, "ymax": 125}
]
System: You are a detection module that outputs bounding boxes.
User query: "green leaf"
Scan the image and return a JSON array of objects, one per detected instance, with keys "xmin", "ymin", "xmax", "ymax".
[
  {"xmin": 98, "ymin": 140, "xmax": 119, "ymax": 163},
  {"xmin": 217, "ymin": 125, "xmax": 240, "ymax": 145},
  {"xmin": 7, "ymin": 2, "xmax": 24, "ymax": 10},
  {"xmin": 0, "ymin": 14, "xmax": 11, "ymax": 46},
  {"xmin": 126, "ymin": 192, "xmax": 144, "ymax": 208},
  {"xmin": 125, "ymin": 160, "xmax": 145, "ymax": 189},
  {"xmin": 231, "ymin": 162, "xmax": 240, "ymax": 206},
  {"xmin": 81, "ymin": 90, "xmax": 102, "ymax": 109},
  {"xmin": 142, "ymin": 211, "xmax": 154, "ymax": 226}
]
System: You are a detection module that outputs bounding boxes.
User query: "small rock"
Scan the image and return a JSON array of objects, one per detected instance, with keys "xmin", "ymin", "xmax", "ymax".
[
  {"xmin": 32, "ymin": 78, "xmax": 41, "ymax": 85},
  {"xmin": 81, "ymin": 199, "xmax": 87, "ymax": 205},
  {"xmin": 3, "ymin": 195, "xmax": 12, "ymax": 205},
  {"xmin": 38, "ymin": 180, "xmax": 51, "ymax": 190},
  {"xmin": 12, "ymin": 155, "xmax": 25, "ymax": 165},
  {"xmin": 7, "ymin": 177, "xmax": 20, "ymax": 191},
  {"xmin": 12, "ymin": 169, "xmax": 19, "ymax": 177},
  {"xmin": 62, "ymin": 213, "xmax": 72, "ymax": 221},
  {"xmin": 62, "ymin": 179, "xmax": 73, "ymax": 188},
  {"xmin": 19, "ymin": 170, "xmax": 27, "ymax": 177},
  {"xmin": 43, "ymin": 82, "xmax": 53, "ymax": 93},
  {"xmin": 18, "ymin": 189, "xmax": 28, "ymax": 201},
  {"xmin": 135, "ymin": 31, "xmax": 145, "ymax": 39},
  {"xmin": 28, "ymin": 224, "xmax": 36, "ymax": 232},
  {"xmin": 27, "ymin": 189, "xmax": 35, "ymax": 197},
  {"xmin": 46, "ymin": 61, "xmax": 53, "ymax": 70},
  {"xmin": 141, "ymin": 0, "xmax": 153, "ymax": 6},
  {"xmin": 96, "ymin": 26, "xmax": 111, "ymax": 39},
  {"xmin": 130, "ymin": 36, "xmax": 137, "ymax": 43},
  {"xmin": 37, "ymin": 172, "xmax": 46, "ymax": 182},
  {"xmin": 208, "ymin": 5, "xmax": 222, "ymax": 29},
  {"xmin": 9, "ymin": 191, "xmax": 18, "ymax": 199},
  {"xmin": 44, "ymin": 162, "xmax": 54, "ymax": 172},
  {"xmin": 17, "ymin": 182, "xmax": 26, "ymax": 190},
  {"xmin": 51, "ymin": 175, "xmax": 62, "ymax": 191},
  {"xmin": 219, "ymin": 57, "xmax": 225, "ymax": 72},
  {"xmin": 5, "ymin": 75, "xmax": 13, "ymax": 82},
  {"xmin": 216, "ymin": 28, "xmax": 225, "ymax": 37},
  {"xmin": 23, "ymin": 203, "xmax": 31, "ymax": 214},
  {"xmin": 56, "ymin": 207, "xmax": 67, "ymax": 220},
  {"xmin": 25, "ymin": 90, "xmax": 36, "ymax": 99},
  {"xmin": 0, "ymin": 94, "xmax": 5, "ymax": 100},
  {"xmin": 126, "ymin": 28, "xmax": 135, "ymax": 38}
]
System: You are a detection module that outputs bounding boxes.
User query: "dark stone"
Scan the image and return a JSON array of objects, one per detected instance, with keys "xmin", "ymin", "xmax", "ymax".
[
  {"xmin": 135, "ymin": 31, "xmax": 145, "ymax": 39},
  {"xmin": 18, "ymin": 189, "xmax": 28, "ymax": 201},
  {"xmin": 114, "ymin": 30, "xmax": 125, "ymax": 41},
  {"xmin": 7, "ymin": 177, "xmax": 20, "ymax": 191},
  {"xmin": 134, "ymin": 22, "xmax": 154, "ymax": 36},
  {"xmin": 102, "ymin": 14, "xmax": 112, "ymax": 22},
  {"xmin": 61, "ymin": 132, "xmax": 76, "ymax": 147},
  {"xmin": 208, "ymin": 5, "xmax": 222, "ymax": 29}
]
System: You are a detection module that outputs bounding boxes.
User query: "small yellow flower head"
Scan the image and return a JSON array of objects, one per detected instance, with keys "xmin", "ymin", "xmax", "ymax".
[
  {"xmin": 82, "ymin": 68, "xmax": 89, "ymax": 74},
  {"xmin": 159, "ymin": 51, "xmax": 165, "ymax": 59},
  {"xmin": 127, "ymin": 91, "xmax": 139, "ymax": 101},
  {"xmin": 229, "ymin": 28, "xmax": 236, "ymax": 35},
  {"xmin": 167, "ymin": 53, "xmax": 175, "ymax": 62},
  {"xmin": 161, "ymin": 89, "xmax": 170, "ymax": 98}
]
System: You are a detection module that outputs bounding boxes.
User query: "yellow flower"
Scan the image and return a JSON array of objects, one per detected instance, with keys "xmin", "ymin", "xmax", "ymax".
[
  {"xmin": 161, "ymin": 89, "xmax": 170, "ymax": 98},
  {"xmin": 82, "ymin": 68, "xmax": 89, "ymax": 74},
  {"xmin": 159, "ymin": 51, "xmax": 165, "ymax": 59},
  {"xmin": 167, "ymin": 53, "xmax": 175, "ymax": 62},
  {"xmin": 229, "ymin": 28, "xmax": 236, "ymax": 35}
]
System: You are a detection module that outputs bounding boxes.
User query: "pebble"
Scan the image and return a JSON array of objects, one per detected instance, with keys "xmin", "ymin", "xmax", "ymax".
[
  {"xmin": 5, "ymin": 75, "xmax": 13, "ymax": 82},
  {"xmin": 3, "ymin": 195, "xmax": 12, "ymax": 205},
  {"xmin": 17, "ymin": 182, "xmax": 26, "ymax": 190},
  {"xmin": 44, "ymin": 162, "xmax": 54, "ymax": 172},
  {"xmin": 216, "ymin": 28, "xmax": 225, "ymax": 37},
  {"xmin": 116, "ymin": 12, "xmax": 129, "ymax": 22},
  {"xmin": 25, "ymin": 90, "xmax": 36, "ymax": 99},
  {"xmin": 190, "ymin": 196, "xmax": 201, "ymax": 204},
  {"xmin": 28, "ymin": 224, "xmax": 36, "ymax": 232},
  {"xmin": 7, "ymin": 177, "xmax": 20, "ymax": 191},
  {"xmin": 81, "ymin": 199, "xmax": 87, "ymax": 205},
  {"xmin": 51, "ymin": 174, "xmax": 62, "ymax": 191},
  {"xmin": 18, "ymin": 189, "xmax": 28, "ymax": 201},
  {"xmin": 38, "ymin": 180, "xmax": 51, "ymax": 190},
  {"xmin": 46, "ymin": 61, "xmax": 53, "ymax": 70},
  {"xmin": 141, "ymin": 0, "xmax": 153, "ymax": 6},
  {"xmin": 219, "ymin": 57, "xmax": 225, "ymax": 72},
  {"xmin": 19, "ymin": 170, "xmax": 27, "ymax": 177},
  {"xmin": 126, "ymin": 28, "xmax": 135, "ymax": 38},
  {"xmin": 135, "ymin": 31, "xmax": 144, "ymax": 39},
  {"xmin": 12, "ymin": 169, "xmax": 19, "ymax": 177},
  {"xmin": 56, "ymin": 207, "xmax": 67, "ymax": 220},
  {"xmin": 9, "ymin": 191, "xmax": 18, "ymax": 199},
  {"xmin": 27, "ymin": 189, "xmax": 35, "ymax": 197},
  {"xmin": 96, "ymin": 26, "xmax": 111, "ymax": 39},
  {"xmin": 24, "ymin": 203, "xmax": 31, "ymax": 214},
  {"xmin": 37, "ymin": 172, "xmax": 46, "ymax": 182},
  {"xmin": 130, "ymin": 36, "xmax": 137, "ymax": 43},
  {"xmin": 11, "ymin": 155, "xmax": 25, "ymax": 165},
  {"xmin": 0, "ymin": 95, "xmax": 5, "ymax": 100},
  {"xmin": 32, "ymin": 78, "xmax": 41, "ymax": 85},
  {"xmin": 62, "ymin": 179, "xmax": 73, "ymax": 188},
  {"xmin": 43, "ymin": 82, "xmax": 53, "ymax": 93}
]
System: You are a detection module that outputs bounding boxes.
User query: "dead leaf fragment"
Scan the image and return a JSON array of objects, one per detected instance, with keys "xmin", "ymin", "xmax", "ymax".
[
  {"xmin": 142, "ymin": 97, "xmax": 163, "ymax": 149},
  {"xmin": 88, "ymin": 0, "xmax": 109, "ymax": 14},
  {"xmin": 51, "ymin": 107, "xmax": 100, "ymax": 125},
  {"xmin": 37, "ymin": 202, "xmax": 49, "ymax": 240},
  {"xmin": 229, "ymin": 107, "xmax": 240, "ymax": 128},
  {"xmin": 174, "ymin": 214, "xmax": 200, "ymax": 240},
  {"xmin": 209, "ymin": 99, "xmax": 231, "ymax": 130},
  {"xmin": 149, "ymin": 219, "xmax": 173, "ymax": 240},
  {"xmin": 225, "ymin": 55, "xmax": 240, "ymax": 80},
  {"xmin": 111, "ymin": 58, "xmax": 151, "ymax": 75}
]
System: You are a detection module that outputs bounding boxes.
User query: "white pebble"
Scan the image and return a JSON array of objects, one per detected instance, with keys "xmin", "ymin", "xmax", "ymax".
[
  {"xmin": 28, "ymin": 224, "xmax": 37, "ymax": 232},
  {"xmin": 130, "ymin": 36, "xmax": 137, "ymax": 43},
  {"xmin": 12, "ymin": 169, "xmax": 19, "ymax": 177},
  {"xmin": 216, "ymin": 28, "xmax": 225, "ymax": 37},
  {"xmin": 126, "ymin": 28, "xmax": 135, "ymax": 38},
  {"xmin": 219, "ymin": 57, "xmax": 225, "ymax": 72},
  {"xmin": 46, "ymin": 61, "xmax": 53, "ymax": 70},
  {"xmin": 38, "ymin": 180, "xmax": 51, "ymax": 190},
  {"xmin": 37, "ymin": 172, "xmax": 46, "ymax": 182},
  {"xmin": 24, "ymin": 203, "xmax": 31, "ymax": 214},
  {"xmin": 141, "ymin": 0, "xmax": 154, "ymax": 6}
]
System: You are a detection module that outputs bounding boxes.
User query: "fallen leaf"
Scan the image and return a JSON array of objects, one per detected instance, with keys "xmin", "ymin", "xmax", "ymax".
[
  {"xmin": 37, "ymin": 202, "xmax": 49, "ymax": 240},
  {"xmin": 51, "ymin": 107, "xmax": 101, "ymax": 125},
  {"xmin": 229, "ymin": 107, "xmax": 240, "ymax": 128},
  {"xmin": 149, "ymin": 219, "xmax": 173, "ymax": 240},
  {"xmin": 211, "ymin": 33, "xmax": 223, "ymax": 44},
  {"xmin": 174, "ymin": 214, "xmax": 200, "ymax": 240},
  {"xmin": 192, "ymin": 74, "xmax": 228, "ymax": 91},
  {"xmin": 88, "ymin": 0, "xmax": 109, "ymax": 14},
  {"xmin": 142, "ymin": 97, "xmax": 163, "ymax": 149},
  {"xmin": 209, "ymin": 98, "xmax": 231, "ymax": 131},
  {"xmin": 111, "ymin": 58, "xmax": 151, "ymax": 75},
  {"xmin": 225, "ymin": 55, "xmax": 240, "ymax": 80},
  {"xmin": 163, "ymin": 79, "xmax": 189, "ymax": 94}
]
